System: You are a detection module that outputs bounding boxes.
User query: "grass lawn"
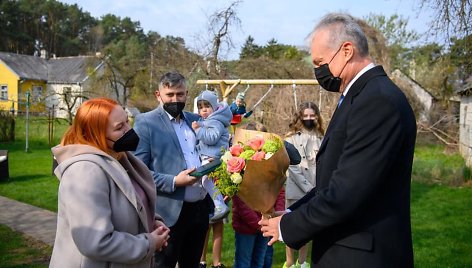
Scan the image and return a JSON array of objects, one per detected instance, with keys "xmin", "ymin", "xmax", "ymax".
[
  {"xmin": 411, "ymin": 182, "xmax": 472, "ymax": 267},
  {"xmin": 0, "ymin": 117, "xmax": 471, "ymax": 267},
  {"xmin": 0, "ymin": 224, "xmax": 52, "ymax": 268}
]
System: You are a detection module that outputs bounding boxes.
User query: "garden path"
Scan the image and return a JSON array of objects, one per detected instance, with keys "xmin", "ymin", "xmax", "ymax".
[{"xmin": 0, "ymin": 195, "xmax": 56, "ymax": 246}]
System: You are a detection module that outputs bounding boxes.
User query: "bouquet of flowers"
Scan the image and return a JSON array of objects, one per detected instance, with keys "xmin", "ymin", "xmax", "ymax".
[{"xmin": 209, "ymin": 128, "xmax": 290, "ymax": 214}]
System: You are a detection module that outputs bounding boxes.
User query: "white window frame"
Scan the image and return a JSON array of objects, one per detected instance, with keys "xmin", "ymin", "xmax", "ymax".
[
  {"xmin": 32, "ymin": 85, "xmax": 43, "ymax": 100},
  {"xmin": 0, "ymin": 85, "xmax": 8, "ymax": 101}
]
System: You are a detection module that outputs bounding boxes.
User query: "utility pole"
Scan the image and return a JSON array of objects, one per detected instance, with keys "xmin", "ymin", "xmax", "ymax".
[{"xmin": 25, "ymin": 91, "xmax": 30, "ymax": 152}]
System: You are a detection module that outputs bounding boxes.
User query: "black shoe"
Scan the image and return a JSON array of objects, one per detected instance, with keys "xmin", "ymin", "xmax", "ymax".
[
  {"xmin": 211, "ymin": 264, "xmax": 226, "ymax": 268},
  {"xmin": 199, "ymin": 262, "xmax": 207, "ymax": 268}
]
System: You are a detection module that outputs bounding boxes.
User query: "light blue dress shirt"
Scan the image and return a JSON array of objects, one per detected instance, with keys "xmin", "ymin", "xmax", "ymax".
[{"xmin": 168, "ymin": 113, "xmax": 207, "ymax": 202}]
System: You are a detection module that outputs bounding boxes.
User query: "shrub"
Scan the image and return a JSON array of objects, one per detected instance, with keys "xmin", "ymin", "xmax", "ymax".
[{"xmin": 0, "ymin": 111, "xmax": 15, "ymax": 142}]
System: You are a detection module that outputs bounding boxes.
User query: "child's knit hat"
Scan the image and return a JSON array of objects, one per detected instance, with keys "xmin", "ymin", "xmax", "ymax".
[
  {"xmin": 236, "ymin": 92, "xmax": 245, "ymax": 101},
  {"xmin": 197, "ymin": 90, "xmax": 218, "ymax": 111}
]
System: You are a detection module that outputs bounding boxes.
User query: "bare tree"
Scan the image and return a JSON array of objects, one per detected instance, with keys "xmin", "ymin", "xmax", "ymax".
[
  {"xmin": 206, "ymin": 0, "xmax": 242, "ymax": 75},
  {"xmin": 419, "ymin": 0, "xmax": 471, "ymax": 40},
  {"xmin": 43, "ymin": 87, "xmax": 91, "ymax": 125},
  {"xmin": 59, "ymin": 89, "xmax": 89, "ymax": 125}
]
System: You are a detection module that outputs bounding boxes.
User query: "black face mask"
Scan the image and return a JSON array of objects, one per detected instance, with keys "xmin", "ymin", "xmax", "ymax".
[
  {"xmin": 302, "ymin": 119, "xmax": 316, "ymax": 130},
  {"xmin": 109, "ymin": 129, "xmax": 140, "ymax": 152},
  {"xmin": 314, "ymin": 44, "xmax": 347, "ymax": 93},
  {"xmin": 163, "ymin": 102, "xmax": 185, "ymax": 118},
  {"xmin": 314, "ymin": 64, "xmax": 342, "ymax": 92}
]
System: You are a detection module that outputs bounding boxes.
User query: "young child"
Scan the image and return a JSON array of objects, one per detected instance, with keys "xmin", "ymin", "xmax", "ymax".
[
  {"xmin": 229, "ymin": 92, "xmax": 253, "ymax": 132},
  {"xmin": 230, "ymin": 92, "xmax": 247, "ymax": 117},
  {"xmin": 192, "ymin": 90, "xmax": 232, "ymax": 268},
  {"xmin": 232, "ymin": 122, "xmax": 301, "ymax": 268}
]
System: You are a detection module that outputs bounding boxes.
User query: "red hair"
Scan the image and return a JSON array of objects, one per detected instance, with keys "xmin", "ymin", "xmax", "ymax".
[{"xmin": 61, "ymin": 98, "xmax": 119, "ymax": 156}]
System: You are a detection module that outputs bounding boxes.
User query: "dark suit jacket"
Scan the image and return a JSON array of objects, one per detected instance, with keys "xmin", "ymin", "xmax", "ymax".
[
  {"xmin": 134, "ymin": 106, "xmax": 201, "ymax": 227},
  {"xmin": 281, "ymin": 66, "xmax": 416, "ymax": 267}
]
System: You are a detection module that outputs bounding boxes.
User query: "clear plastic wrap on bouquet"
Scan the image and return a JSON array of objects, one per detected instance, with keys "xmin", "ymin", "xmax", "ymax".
[{"xmin": 233, "ymin": 128, "xmax": 290, "ymax": 214}]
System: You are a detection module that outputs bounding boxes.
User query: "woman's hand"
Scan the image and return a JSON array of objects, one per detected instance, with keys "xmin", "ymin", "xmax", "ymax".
[
  {"xmin": 151, "ymin": 221, "xmax": 170, "ymax": 251},
  {"xmin": 153, "ymin": 220, "xmax": 169, "ymax": 231}
]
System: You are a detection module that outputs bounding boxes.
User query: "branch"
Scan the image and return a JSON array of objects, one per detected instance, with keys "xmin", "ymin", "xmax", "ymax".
[{"xmin": 418, "ymin": 121, "xmax": 458, "ymax": 146}]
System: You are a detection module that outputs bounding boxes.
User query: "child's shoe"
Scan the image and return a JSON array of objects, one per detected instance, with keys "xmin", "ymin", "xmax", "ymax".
[
  {"xmin": 209, "ymin": 200, "xmax": 229, "ymax": 223},
  {"xmin": 297, "ymin": 260, "xmax": 309, "ymax": 268},
  {"xmin": 282, "ymin": 262, "xmax": 298, "ymax": 268}
]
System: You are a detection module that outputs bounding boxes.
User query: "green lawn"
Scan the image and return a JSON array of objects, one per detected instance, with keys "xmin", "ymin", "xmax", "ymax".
[
  {"xmin": 411, "ymin": 182, "xmax": 472, "ymax": 267},
  {"xmin": 0, "ymin": 117, "xmax": 471, "ymax": 267},
  {"xmin": 0, "ymin": 225, "xmax": 51, "ymax": 268}
]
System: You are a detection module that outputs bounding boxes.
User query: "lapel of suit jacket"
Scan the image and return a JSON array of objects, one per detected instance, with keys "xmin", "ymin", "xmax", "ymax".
[{"xmin": 317, "ymin": 66, "xmax": 387, "ymax": 158}]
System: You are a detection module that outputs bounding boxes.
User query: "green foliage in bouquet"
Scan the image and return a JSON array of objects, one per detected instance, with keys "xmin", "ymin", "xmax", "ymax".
[{"xmin": 211, "ymin": 161, "xmax": 239, "ymax": 197}]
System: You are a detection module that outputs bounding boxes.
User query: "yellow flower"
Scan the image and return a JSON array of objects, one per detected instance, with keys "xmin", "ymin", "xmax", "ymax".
[{"xmin": 230, "ymin": 173, "xmax": 243, "ymax": 184}]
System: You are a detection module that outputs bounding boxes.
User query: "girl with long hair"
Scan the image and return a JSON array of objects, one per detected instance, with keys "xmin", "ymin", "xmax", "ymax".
[{"xmin": 283, "ymin": 101, "xmax": 324, "ymax": 268}]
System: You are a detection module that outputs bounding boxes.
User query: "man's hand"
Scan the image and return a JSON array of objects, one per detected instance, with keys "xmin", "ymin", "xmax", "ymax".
[
  {"xmin": 259, "ymin": 215, "xmax": 283, "ymax": 246},
  {"xmin": 174, "ymin": 168, "xmax": 199, "ymax": 187}
]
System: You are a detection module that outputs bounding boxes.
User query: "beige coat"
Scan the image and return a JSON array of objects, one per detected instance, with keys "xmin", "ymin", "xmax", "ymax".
[
  {"xmin": 50, "ymin": 144, "xmax": 158, "ymax": 268},
  {"xmin": 285, "ymin": 131, "xmax": 322, "ymax": 201}
]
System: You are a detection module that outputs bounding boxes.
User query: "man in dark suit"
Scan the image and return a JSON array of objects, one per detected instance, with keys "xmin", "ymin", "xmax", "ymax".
[
  {"xmin": 134, "ymin": 71, "xmax": 211, "ymax": 268},
  {"xmin": 259, "ymin": 13, "xmax": 416, "ymax": 267}
]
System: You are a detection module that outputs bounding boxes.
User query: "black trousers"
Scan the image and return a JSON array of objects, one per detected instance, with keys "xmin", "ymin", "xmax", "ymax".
[{"xmin": 154, "ymin": 198, "xmax": 210, "ymax": 268}]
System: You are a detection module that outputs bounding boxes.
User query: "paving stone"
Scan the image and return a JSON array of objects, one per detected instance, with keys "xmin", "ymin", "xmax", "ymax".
[{"xmin": 0, "ymin": 195, "xmax": 56, "ymax": 246}]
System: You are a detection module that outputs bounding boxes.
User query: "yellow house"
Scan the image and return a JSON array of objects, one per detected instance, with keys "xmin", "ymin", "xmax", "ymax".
[
  {"xmin": 0, "ymin": 53, "xmax": 47, "ymax": 113},
  {"xmin": 0, "ymin": 52, "xmax": 103, "ymax": 117}
]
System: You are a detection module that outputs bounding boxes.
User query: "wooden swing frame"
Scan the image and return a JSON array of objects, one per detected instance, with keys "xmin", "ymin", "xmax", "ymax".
[{"xmin": 196, "ymin": 79, "xmax": 319, "ymax": 102}]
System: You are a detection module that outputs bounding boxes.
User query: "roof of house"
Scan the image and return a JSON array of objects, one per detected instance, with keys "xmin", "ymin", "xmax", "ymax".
[
  {"xmin": 0, "ymin": 52, "xmax": 101, "ymax": 84},
  {"xmin": 391, "ymin": 69, "xmax": 437, "ymax": 100},
  {"xmin": 0, "ymin": 52, "xmax": 48, "ymax": 81},
  {"xmin": 457, "ymin": 76, "xmax": 472, "ymax": 96},
  {"xmin": 48, "ymin": 56, "xmax": 101, "ymax": 83}
]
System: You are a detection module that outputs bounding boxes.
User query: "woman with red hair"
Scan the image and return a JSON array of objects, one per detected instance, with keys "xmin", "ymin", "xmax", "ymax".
[{"xmin": 50, "ymin": 98, "xmax": 170, "ymax": 268}]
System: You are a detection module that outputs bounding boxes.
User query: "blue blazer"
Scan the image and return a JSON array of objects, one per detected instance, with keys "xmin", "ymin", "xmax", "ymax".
[{"xmin": 134, "ymin": 106, "xmax": 201, "ymax": 227}]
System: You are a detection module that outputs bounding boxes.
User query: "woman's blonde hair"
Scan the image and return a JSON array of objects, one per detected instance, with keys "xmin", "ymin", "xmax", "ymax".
[
  {"xmin": 286, "ymin": 101, "xmax": 324, "ymax": 137},
  {"xmin": 61, "ymin": 98, "xmax": 120, "ymax": 157}
]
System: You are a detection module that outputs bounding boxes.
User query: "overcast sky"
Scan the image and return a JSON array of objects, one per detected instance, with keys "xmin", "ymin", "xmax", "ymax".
[{"xmin": 60, "ymin": 0, "xmax": 434, "ymax": 59}]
